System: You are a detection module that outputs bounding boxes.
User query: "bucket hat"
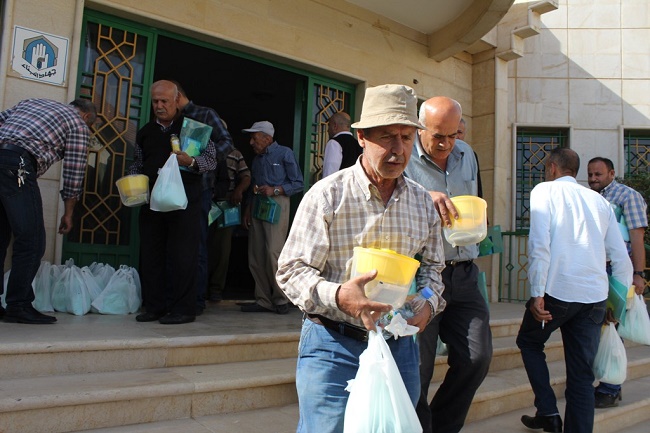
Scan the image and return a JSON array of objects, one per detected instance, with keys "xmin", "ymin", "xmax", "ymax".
[
  {"xmin": 242, "ymin": 121, "xmax": 274, "ymax": 138},
  {"xmin": 351, "ymin": 84, "xmax": 425, "ymax": 130}
]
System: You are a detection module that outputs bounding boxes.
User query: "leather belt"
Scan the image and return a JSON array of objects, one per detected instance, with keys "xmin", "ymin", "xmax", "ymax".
[
  {"xmin": 0, "ymin": 143, "xmax": 37, "ymax": 168},
  {"xmin": 445, "ymin": 259, "xmax": 473, "ymax": 267},
  {"xmin": 307, "ymin": 314, "xmax": 369, "ymax": 342}
]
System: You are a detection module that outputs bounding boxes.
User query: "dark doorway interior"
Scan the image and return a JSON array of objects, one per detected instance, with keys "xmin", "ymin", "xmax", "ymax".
[{"xmin": 153, "ymin": 36, "xmax": 303, "ymax": 300}]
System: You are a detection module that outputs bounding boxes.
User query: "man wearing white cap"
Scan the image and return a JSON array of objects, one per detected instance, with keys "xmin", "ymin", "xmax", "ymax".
[
  {"xmin": 277, "ymin": 84, "xmax": 446, "ymax": 432},
  {"xmin": 241, "ymin": 121, "xmax": 303, "ymax": 314}
]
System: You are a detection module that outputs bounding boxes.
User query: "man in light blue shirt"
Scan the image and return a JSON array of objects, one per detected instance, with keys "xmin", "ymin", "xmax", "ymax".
[
  {"xmin": 241, "ymin": 121, "xmax": 303, "ymax": 314},
  {"xmin": 405, "ymin": 96, "xmax": 492, "ymax": 433},
  {"xmin": 517, "ymin": 148, "xmax": 632, "ymax": 433}
]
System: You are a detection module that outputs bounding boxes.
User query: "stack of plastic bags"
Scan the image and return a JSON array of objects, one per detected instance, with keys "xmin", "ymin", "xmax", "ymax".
[{"xmin": 3, "ymin": 259, "xmax": 141, "ymax": 316}]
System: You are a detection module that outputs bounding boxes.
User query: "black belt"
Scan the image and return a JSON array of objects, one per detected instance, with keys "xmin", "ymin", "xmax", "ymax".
[
  {"xmin": 0, "ymin": 143, "xmax": 37, "ymax": 168},
  {"xmin": 307, "ymin": 314, "xmax": 369, "ymax": 342},
  {"xmin": 445, "ymin": 259, "xmax": 473, "ymax": 267}
]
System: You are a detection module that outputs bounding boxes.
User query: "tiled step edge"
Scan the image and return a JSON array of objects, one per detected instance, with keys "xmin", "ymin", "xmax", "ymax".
[{"xmin": 0, "ymin": 332, "xmax": 300, "ymax": 380}]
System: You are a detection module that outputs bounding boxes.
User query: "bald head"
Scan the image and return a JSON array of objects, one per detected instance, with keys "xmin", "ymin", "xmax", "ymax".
[
  {"xmin": 327, "ymin": 111, "xmax": 352, "ymax": 138},
  {"xmin": 417, "ymin": 97, "xmax": 463, "ymax": 165}
]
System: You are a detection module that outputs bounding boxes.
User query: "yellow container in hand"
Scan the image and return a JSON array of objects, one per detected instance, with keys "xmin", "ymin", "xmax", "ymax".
[
  {"xmin": 351, "ymin": 247, "xmax": 420, "ymax": 309},
  {"xmin": 442, "ymin": 195, "xmax": 488, "ymax": 247},
  {"xmin": 116, "ymin": 174, "xmax": 149, "ymax": 207}
]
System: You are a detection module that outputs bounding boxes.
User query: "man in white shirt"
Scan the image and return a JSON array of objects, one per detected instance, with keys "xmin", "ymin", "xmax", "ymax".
[
  {"xmin": 321, "ymin": 112, "xmax": 362, "ymax": 178},
  {"xmin": 517, "ymin": 148, "xmax": 632, "ymax": 433}
]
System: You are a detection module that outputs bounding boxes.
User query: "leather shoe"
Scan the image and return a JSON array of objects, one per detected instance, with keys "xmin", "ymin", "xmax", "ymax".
[
  {"xmin": 158, "ymin": 313, "xmax": 195, "ymax": 325},
  {"xmin": 521, "ymin": 414, "xmax": 562, "ymax": 432},
  {"xmin": 595, "ymin": 390, "xmax": 622, "ymax": 408},
  {"xmin": 4, "ymin": 306, "xmax": 56, "ymax": 324},
  {"xmin": 135, "ymin": 312, "xmax": 164, "ymax": 322},
  {"xmin": 241, "ymin": 303, "xmax": 273, "ymax": 313}
]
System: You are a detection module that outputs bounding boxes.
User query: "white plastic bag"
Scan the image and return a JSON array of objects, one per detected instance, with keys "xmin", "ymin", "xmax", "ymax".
[
  {"xmin": 593, "ymin": 323, "xmax": 627, "ymax": 385},
  {"xmin": 33, "ymin": 261, "xmax": 54, "ymax": 312},
  {"xmin": 91, "ymin": 265, "xmax": 141, "ymax": 314},
  {"xmin": 618, "ymin": 294, "xmax": 650, "ymax": 345},
  {"xmin": 51, "ymin": 265, "xmax": 92, "ymax": 316},
  {"xmin": 344, "ymin": 331, "xmax": 422, "ymax": 433},
  {"xmin": 89, "ymin": 262, "xmax": 115, "ymax": 290},
  {"xmin": 149, "ymin": 154, "xmax": 188, "ymax": 212}
]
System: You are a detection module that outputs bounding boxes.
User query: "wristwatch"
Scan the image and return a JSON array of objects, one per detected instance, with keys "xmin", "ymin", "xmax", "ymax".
[
  {"xmin": 273, "ymin": 188, "xmax": 281, "ymax": 196},
  {"xmin": 189, "ymin": 158, "xmax": 197, "ymax": 169},
  {"xmin": 633, "ymin": 271, "xmax": 646, "ymax": 279}
]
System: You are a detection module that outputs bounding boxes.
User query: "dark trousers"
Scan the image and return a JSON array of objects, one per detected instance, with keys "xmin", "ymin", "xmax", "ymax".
[
  {"xmin": 195, "ymin": 188, "xmax": 212, "ymax": 309},
  {"xmin": 0, "ymin": 150, "xmax": 44, "ymax": 307},
  {"xmin": 417, "ymin": 261, "xmax": 493, "ymax": 433},
  {"xmin": 139, "ymin": 190, "xmax": 201, "ymax": 317},
  {"xmin": 517, "ymin": 295, "xmax": 605, "ymax": 433}
]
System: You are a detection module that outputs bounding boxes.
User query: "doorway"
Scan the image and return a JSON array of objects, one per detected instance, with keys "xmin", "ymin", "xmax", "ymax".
[{"xmin": 66, "ymin": 10, "xmax": 355, "ymax": 300}]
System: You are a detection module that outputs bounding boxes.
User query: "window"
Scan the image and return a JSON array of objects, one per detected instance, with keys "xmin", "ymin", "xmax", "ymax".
[
  {"xmin": 624, "ymin": 130, "xmax": 650, "ymax": 175},
  {"xmin": 515, "ymin": 128, "xmax": 568, "ymax": 229}
]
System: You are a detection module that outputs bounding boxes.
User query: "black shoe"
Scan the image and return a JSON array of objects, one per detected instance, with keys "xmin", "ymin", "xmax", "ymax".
[
  {"xmin": 521, "ymin": 414, "xmax": 563, "ymax": 432},
  {"xmin": 158, "ymin": 313, "xmax": 195, "ymax": 325},
  {"xmin": 4, "ymin": 306, "xmax": 56, "ymax": 324},
  {"xmin": 135, "ymin": 312, "xmax": 164, "ymax": 322},
  {"xmin": 595, "ymin": 390, "xmax": 622, "ymax": 408},
  {"xmin": 208, "ymin": 293, "xmax": 223, "ymax": 302},
  {"xmin": 275, "ymin": 303, "xmax": 289, "ymax": 315},
  {"xmin": 241, "ymin": 303, "xmax": 273, "ymax": 313}
]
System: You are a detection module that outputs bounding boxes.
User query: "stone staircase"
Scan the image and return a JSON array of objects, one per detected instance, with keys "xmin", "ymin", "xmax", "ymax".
[{"xmin": 0, "ymin": 302, "xmax": 648, "ymax": 433}]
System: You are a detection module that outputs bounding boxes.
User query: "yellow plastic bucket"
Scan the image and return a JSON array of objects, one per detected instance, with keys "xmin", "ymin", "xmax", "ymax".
[
  {"xmin": 115, "ymin": 174, "xmax": 149, "ymax": 207},
  {"xmin": 351, "ymin": 247, "xmax": 420, "ymax": 308},
  {"xmin": 443, "ymin": 195, "xmax": 488, "ymax": 247}
]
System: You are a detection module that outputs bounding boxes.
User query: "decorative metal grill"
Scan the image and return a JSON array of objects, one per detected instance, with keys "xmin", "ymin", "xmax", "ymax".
[
  {"xmin": 309, "ymin": 84, "xmax": 350, "ymax": 185},
  {"xmin": 624, "ymin": 130, "xmax": 650, "ymax": 175},
  {"xmin": 515, "ymin": 129, "xmax": 567, "ymax": 229},
  {"xmin": 68, "ymin": 22, "xmax": 148, "ymax": 247}
]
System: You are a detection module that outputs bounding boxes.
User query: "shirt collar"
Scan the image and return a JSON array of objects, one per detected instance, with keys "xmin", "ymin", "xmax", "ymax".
[{"xmin": 601, "ymin": 179, "xmax": 618, "ymax": 195}]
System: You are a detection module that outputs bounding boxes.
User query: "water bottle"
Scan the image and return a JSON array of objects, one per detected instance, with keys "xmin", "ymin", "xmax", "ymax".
[{"xmin": 377, "ymin": 287, "xmax": 434, "ymax": 336}]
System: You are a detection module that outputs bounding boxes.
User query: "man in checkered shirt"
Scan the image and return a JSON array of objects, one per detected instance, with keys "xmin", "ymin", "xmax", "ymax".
[
  {"xmin": 0, "ymin": 98, "xmax": 96, "ymax": 324},
  {"xmin": 277, "ymin": 84, "xmax": 446, "ymax": 432},
  {"xmin": 588, "ymin": 156, "xmax": 648, "ymax": 408}
]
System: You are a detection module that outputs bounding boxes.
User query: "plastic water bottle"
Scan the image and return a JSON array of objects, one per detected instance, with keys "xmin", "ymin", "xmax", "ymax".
[{"xmin": 377, "ymin": 287, "xmax": 434, "ymax": 335}]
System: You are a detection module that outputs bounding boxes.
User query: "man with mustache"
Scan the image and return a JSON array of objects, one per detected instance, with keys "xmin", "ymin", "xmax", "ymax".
[
  {"xmin": 129, "ymin": 80, "xmax": 220, "ymax": 324},
  {"xmin": 405, "ymin": 96, "xmax": 492, "ymax": 433},
  {"xmin": 277, "ymin": 84, "xmax": 446, "ymax": 432}
]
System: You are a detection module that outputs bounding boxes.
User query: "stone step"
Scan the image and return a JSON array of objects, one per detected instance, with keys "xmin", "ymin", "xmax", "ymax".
[
  {"xmin": 0, "ymin": 306, "xmax": 522, "ymax": 380},
  {"xmin": 0, "ymin": 358, "xmax": 298, "ymax": 433},
  {"xmin": 461, "ymin": 375, "xmax": 650, "ymax": 433},
  {"xmin": 76, "ymin": 351, "xmax": 650, "ymax": 433},
  {"xmin": 427, "ymin": 343, "xmax": 650, "ymax": 424}
]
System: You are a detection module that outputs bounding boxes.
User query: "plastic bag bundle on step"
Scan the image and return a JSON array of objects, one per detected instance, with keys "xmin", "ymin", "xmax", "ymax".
[
  {"xmin": 343, "ymin": 331, "xmax": 422, "ymax": 433},
  {"xmin": 88, "ymin": 262, "xmax": 115, "ymax": 290},
  {"xmin": 91, "ymin": 265, "xmax": 142, "ymax": 314},
  {"xmin": 33, "ymin": 261, "xmax": 55, "ymax": 312},
  {"xmin": 51, "ymin": 265, "xmax": 92, "ymax": 316},
  {"xmin": 617, "ymin": 294, "xmax": 650, "ymax": 345},
  {"xmin": 593, "ymin": 323, "xmax": 627, "ymax": 385}
]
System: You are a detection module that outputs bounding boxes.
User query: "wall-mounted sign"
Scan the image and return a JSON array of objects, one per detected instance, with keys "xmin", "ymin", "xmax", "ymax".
[{"xmin": 11, "ymin": 26, "xmax": 69, "ymax": 86}]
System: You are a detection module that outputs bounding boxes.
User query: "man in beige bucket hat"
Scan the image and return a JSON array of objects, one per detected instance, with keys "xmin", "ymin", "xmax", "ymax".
[{"xmin": 277, "ymin": 84, "xmax": 446, "ymax": 432}]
